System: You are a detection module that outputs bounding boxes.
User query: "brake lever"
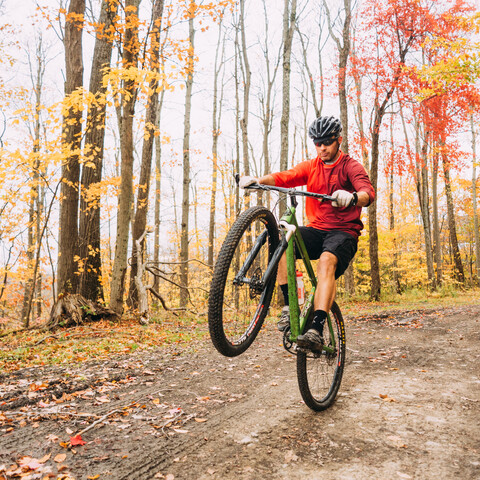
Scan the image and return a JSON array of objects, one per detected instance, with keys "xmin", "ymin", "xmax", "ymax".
[{"xmin": 234, "ymin": 173, "xmax": 263, "ymax": 190}]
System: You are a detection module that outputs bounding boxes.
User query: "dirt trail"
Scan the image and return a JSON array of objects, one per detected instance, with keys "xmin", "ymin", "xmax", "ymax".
[{"xmin": 1, "ymin": 305, "xmax": 479, "ymax": 480}]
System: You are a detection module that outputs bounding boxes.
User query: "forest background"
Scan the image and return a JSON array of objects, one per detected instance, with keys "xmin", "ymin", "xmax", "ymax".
[{"xmin": 1, "ymin": 0, "xmax": 480, "ymax": 333}]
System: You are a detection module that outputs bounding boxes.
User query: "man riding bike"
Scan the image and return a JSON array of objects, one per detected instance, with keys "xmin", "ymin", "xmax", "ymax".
[{"xmin": 239, "ymin": 115, "xmax": 375, "ymax": 351}]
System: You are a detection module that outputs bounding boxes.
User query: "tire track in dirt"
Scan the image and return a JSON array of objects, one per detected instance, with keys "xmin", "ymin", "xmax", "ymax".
[
  {"xmin": 1, "ymin": 306, "xmax": 479, "ymax": 480},
  {"xmin": 159, "ymin": 307, "xmax": 480, "ymax": 480}
]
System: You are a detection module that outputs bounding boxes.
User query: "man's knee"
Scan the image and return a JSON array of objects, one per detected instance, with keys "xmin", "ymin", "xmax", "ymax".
[
  {"xmin": 317, "ymin": 252, "xmax": 337, "ymax": 276},
  {"xmin": 277, "ymin": 253, "xmax": 288, "ymax": 284}
]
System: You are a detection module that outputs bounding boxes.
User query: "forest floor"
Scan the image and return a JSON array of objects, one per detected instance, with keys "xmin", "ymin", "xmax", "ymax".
[{"xmin": 1, "ymin": 301, "xmax": 480, "ymax": 480}]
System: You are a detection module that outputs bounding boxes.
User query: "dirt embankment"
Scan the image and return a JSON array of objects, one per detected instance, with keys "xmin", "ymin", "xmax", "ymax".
[{"xmin": 1, "ymin": 306, "xmax": 479, "ymax": 480}]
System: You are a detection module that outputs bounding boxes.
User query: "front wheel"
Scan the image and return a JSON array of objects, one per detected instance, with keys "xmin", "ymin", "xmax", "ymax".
[
  {"xmin": 296, "ymin": 302, "xmax": 346, "ymax": 411},
  {"xmin": 208, "ymin": 206, "xmax": 279, "ymax": 357}
]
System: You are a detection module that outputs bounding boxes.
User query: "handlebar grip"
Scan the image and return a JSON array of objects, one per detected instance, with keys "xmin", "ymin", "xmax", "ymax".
[
  {"xmin": 322, "ymin": 195, "xmax": 335, "ymax": 202},
  {"xmin": 235, "ymin": 173, "xmax": 261, "ymax": 190}
]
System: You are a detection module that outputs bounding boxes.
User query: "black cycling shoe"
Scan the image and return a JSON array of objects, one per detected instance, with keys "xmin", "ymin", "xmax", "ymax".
[
  {"xmin": 277, "ymin": 307, "xmax": 290, "ymax": 332},
  {"xmin": 297, "ymin": 328, "xmax": 324, "ymax": 351}
]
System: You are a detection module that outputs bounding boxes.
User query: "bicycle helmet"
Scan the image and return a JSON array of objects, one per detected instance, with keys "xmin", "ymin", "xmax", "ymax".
[{"xmin": 308, "ymin": 116, "xmax": 342, "ymax": 142}]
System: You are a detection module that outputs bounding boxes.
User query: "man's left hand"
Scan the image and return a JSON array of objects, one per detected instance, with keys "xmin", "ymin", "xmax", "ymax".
[{"xmin": 332, "ymin": 190, "xmax": 354, "ymax": 208}]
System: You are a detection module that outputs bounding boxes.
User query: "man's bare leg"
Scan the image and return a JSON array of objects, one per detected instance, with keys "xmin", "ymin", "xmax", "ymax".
[
  {"xmin": 314, "ymin": 252, "xmax": 338, "ymax": 313},
  {"xmin": 297, "ymin": 252, "xmax": 338, "ymax": 348},
  {"xmin": 277, "ymin": 253, "xmax": 288, "ymax": 285}
]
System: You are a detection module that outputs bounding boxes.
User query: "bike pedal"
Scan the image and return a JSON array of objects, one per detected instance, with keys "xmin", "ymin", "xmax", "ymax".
[{"xmin": 297, "ymin": 344, "xmax": 323, "ymax": 354}]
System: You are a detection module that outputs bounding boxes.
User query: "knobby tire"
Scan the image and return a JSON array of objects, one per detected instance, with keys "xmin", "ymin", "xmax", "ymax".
[
  {"xmin": 208, "ymin": 206, "xmax": 279, "ymax": 357},
  {"xmin": 296, "ymin": 302, "xmax": 346, "ymax": 411}
]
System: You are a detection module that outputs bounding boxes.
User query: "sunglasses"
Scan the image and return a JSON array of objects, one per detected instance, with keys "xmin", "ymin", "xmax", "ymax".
[{"xmin": 314, "ymin": 137, "xmax": 337, "ymax": 147}]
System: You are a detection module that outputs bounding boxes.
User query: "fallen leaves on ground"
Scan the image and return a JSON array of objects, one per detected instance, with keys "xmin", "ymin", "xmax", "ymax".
[
  {"xmin": 379, "ymin": 393, "xmax": 397, "ymax": 402},
  {"xmin": 0, "ymin": 315, "xmax": 209, "ymax": 373},
  {"xmin": 0, "ymin": 454, "xmax": 73, "ymax": 479},
  {"xmin": 70, "ymin": 434, "xmax": 86, "ymax": 446},
  {"xmin": 284, "ymin": 450, "xmax": 299, "ymax": 463},
  {"xmin": 54, "ymin": 453, "xmax": 67, "ymax": 463}
]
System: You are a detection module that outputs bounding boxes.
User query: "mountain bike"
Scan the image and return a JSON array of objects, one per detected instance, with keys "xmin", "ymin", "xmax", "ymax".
[{"xmin": 208, "ymin": 178, "xmax": 346, "ymax": 411}]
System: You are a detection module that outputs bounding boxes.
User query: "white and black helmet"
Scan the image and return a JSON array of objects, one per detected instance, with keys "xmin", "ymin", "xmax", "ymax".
[{"xmin": 308, "ymin": 116, "xmax": 342, "ymax": 143}]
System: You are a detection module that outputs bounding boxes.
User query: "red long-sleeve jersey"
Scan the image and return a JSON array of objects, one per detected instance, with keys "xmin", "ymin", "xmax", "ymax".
[{"xmin": 271, "ymin": 152, "xmax": 375, "ymax": 239}]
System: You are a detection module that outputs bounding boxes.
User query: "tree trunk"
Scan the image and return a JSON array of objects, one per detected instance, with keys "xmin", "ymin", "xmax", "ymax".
[
  {"xmin": 415, "ymin": 122, "xmax": 436, "ymax": 289},
  {"xmin": 208, "ymin": 16, "xmax": 225, "ymax": 269},
  {"xmin": 109, "ymin": 0, "xmax": 141, "ymax": 314},
  {"xmin": 128, "ymin": 0, "xmax": 165, "ymax": 309},
  {"xmin": 260, "ymin": 0, "xmax": 280, "ymax": 209},
  {"xmin": 296, "ymin": 20, "xmax": 323, "ymax": 118},
  {"xmin": 432, "ymin": 147, "xmax": 443, "ymax": 285},
  {"xmin": 352, "ymin": 40, "xmax": 369, "ymax": 172},
  {"xmin": 387, "ymin": 117, "xmax": 401, "ymax": 294},
  {"xmin": 367, "ymin": 36, "xmax": 414, "ymax": 300},
  {"xmin": 234, "ymin": 18, "xmax": 241, "ymax": 218},
  {"xmin": 323, "ymin": 0, "xmax": 354, "ymax": 294},
  {"xmin": 323, "ymin": 0, "xmax": 351, "ymax": 154},
  {"xmin": 441, "ymin": 146, "xmax": 465, "ymax": 284},
  {"xmin": 239, "ymin": 0, "xmax": 251, "ymax": 209},
  {"xmin": 78, "ymin": 0, "xmax": 117, "ymax": 301},
  {"xmin": 153, "ymin": 87, "xmax": 166, "ymax": 293},
  {"xmin": 369, "ymin": 124, "xmax": 381, "ymax": 300},
  {"xmin": 389, "ymin": 166, "xmax": 401, "ymax": 293},
  {"xmin": 57, "ymin": 0, "xmax": 85, "ymax": 295},
  {"xmin": 22, "ymin": 36, "xmax": 45, "ymax": 327},
  {"xmin": 133, "ymin": 232, "xmax": 150, "ymax": 323},
  {"xmin": 471, "ymin": 114, "xmax": 480, "ymax": 286},
  {"xmin": 180, "ymin": 3, "xmax": 195, "ymax": 308},
  {"xmin": 279, "ymin": 0, "xmax": 297, "ymax": 211}
]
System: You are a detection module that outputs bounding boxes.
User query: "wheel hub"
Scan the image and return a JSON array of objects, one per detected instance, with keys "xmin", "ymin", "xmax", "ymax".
[{"xmin": 249, "ymin": 267, "xmax": 264, "ymax": 298}]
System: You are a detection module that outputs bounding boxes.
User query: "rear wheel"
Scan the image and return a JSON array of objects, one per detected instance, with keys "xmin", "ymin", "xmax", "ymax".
[
  {"xmin": 208, "ymin": 206, "xmax": 279, "ymax": 357},
  {"xmin": 296, "ymin": 302, "xmax": 346, "ymax": 411}
]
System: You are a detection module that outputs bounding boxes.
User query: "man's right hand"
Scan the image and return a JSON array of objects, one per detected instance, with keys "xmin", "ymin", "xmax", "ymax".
[{"xmin": 238, "ymin": 176, "xmax": 258, "ymax": 189}]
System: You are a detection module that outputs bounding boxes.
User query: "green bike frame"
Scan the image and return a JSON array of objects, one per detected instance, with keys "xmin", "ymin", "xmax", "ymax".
[{"xmin": 280, "ymin": 205, "xmax": 337, "ymax": 354}]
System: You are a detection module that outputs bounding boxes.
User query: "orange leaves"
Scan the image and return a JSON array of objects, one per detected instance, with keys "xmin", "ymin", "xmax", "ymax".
[
  {"xmin": 125, "ymin": 5, "xmax": 139, "ymax": 14},
  {"xmin": 54, "ymin": 453, "xmax": 67, "ymax": 463},
  {"xmin": 379, "ymin": 393, "xmax": 397, "ymax": 402},
  {"xmin": 102, "ymin": 66, "xmax": 174, "ymax": 99},
  {"xmin": 29, "ymin": 382, "xmax": 49, "ymax": 392},
  {"xmin": 65, "ymin": 12, "xmax": 85, "ymax": 29},
  {"xmin": 184, "ymin": 1, "xmax": 199, "ymax": 20},
  {"xmin": 181, "ymin": 0, "xmax": 234, "ymax": 21}
]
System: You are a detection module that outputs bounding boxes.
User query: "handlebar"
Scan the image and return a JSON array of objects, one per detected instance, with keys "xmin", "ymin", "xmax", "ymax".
[{"xmin": 235, "ymin": 173, "xmax": 335, "ymax": 202}]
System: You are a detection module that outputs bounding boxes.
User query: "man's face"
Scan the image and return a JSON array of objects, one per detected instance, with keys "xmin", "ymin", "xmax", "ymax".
[{"xmin": 314, "ymin": 136, "xmax": 342, "ymax": 163}]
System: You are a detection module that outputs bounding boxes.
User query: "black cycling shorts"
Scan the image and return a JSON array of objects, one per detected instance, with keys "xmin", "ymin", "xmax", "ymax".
[{"xmin": 295, "ymin": 227, "xmax": 358, "ymax": 279}]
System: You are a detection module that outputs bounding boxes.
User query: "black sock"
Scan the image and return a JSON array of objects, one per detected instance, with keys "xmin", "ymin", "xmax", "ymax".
[
  {"xmin": 311, "ymin": 310, "xmax": 327, "ymax": 334},
  {"xmin": 280, "ymin": 284, "xmax": 289, "ymax": 306}
]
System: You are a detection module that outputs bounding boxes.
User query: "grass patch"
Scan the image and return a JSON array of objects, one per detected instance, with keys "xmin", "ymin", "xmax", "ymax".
[{"xmin": 0, "ymin": 313, "xmax": 209, "ymax": 373}]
